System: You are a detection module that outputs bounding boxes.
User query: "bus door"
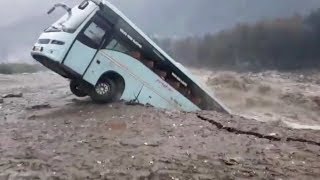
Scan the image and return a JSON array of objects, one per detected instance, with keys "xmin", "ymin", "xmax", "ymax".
[{"xmin": 63, "ymin": 13, "xmax": 112, "ymax": 76}]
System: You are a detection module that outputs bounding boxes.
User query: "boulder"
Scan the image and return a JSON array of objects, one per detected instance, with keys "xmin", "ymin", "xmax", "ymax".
[{"xmin": 2, "ymin": 93, "xmax": 23, "ymax": 98}]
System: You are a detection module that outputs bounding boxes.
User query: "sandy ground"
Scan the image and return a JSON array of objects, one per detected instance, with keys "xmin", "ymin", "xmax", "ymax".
[{"xmin": 0, "ymin": 71, "xmax": 320, "ymax": 179}]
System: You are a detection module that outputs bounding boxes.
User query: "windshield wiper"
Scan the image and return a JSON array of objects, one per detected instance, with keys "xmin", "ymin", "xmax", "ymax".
[
  {"xmin": 44, "ymin": 25, "xmax": 62, "ymax": 32},
  {"xmin": 51, "ymin": 26, "xmax": 59, "ymax": 30}
]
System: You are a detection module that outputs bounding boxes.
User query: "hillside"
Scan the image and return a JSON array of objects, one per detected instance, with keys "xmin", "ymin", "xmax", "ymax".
[{"xmin": 156, "ymin": 8, "xmax": 320, "ymax": 71}]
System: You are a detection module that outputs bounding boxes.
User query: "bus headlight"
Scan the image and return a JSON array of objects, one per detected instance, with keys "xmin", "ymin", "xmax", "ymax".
[
  {"xmin": 51, "ymin": 40, "xmax": 65, "ymax": 45},
  {"xmin": 33, "ymin": 46, "xmax": 43, "ymax": 52}
]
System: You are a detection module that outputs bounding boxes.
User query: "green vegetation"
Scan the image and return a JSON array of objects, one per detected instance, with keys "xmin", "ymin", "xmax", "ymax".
[
  {"xmin": 155, "ymin": 9, "xmax": 320, "ymax": 71},
  {"xmin": 0, "ymin": 63, "xmax": 45, "ymax": 74}
]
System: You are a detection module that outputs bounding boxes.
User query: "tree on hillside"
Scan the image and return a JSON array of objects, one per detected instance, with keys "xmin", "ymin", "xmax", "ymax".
[
  {"xmin": 306, "ymin": 8, "xmax": 320, "ymax": 34},
  {"xmin": 157, "ymin": 9, "xmax": 320, "ymax": 71}
]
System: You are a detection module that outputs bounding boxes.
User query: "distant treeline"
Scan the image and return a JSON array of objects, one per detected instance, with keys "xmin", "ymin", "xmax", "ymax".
[{"xmin": 154, "ymin": 9, "xmax": 320, "ymax": 71}]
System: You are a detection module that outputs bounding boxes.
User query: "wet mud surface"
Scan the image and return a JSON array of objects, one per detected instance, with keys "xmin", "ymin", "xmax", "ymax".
[{"xmin": 0, "ymin": 72, "xmax": 320, "ymax": 179}]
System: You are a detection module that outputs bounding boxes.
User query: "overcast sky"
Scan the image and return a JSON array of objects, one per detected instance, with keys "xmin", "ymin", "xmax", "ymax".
[
  {"xmin": 1, "ymin": 0, "xmax": 320, "ymax": 62},
  {"xmin": 2, "ymin": 0, "xmax": 320, "ymax": 33}
]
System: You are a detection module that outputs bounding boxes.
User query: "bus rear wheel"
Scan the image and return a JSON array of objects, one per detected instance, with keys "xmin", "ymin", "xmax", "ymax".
[
  {"xmin": 70, "ymin": 80, "xmax": 88, "ymax": 97},
  {"xmin": 90, "ymin": 78, "xmax": 117, "ymax": 103}
]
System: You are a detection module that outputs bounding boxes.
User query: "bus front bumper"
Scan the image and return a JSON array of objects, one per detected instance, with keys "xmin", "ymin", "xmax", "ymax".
[{"xmin": 31, "ymin": 52, "xmax": 81, "ymax": 79}]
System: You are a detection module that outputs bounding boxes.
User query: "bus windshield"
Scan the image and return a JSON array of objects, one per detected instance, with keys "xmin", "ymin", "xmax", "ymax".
[{"xmin": 45, "ymin": 1, "xmax": 97, "ymax": 33}]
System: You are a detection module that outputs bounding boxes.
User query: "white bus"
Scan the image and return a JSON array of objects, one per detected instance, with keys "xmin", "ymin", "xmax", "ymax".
[{"xmin": 31, "ymin": 0, "xmax": 229, "ymax": 113}]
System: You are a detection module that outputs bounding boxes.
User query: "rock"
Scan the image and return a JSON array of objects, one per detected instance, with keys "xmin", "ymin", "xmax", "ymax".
[
  {"xmin": 9, "ymin": 172, "xmax": 41, "ymax": 180},
  {"xmin": 144, "ymin": 141, "xmax": 161, "ymax": 147},
  {"xmin": 2, "ymin": 93, "xmax": 23, "ymax": 98},
  {"xmin": 312, "ymin": 96, "xmax": 320, "ymax": 107},
  {"xmin": 221, "ymin": 157, "xmax": 240, "ymax": 166},
  {"xmin": 0, "ymin": 173, "xmax": 10, "ymax": 180},
  {"xmin": 27, "ymin": 115, "xmax": 37, "ymax": 120},
  {"xmin": 26, "ymin": 103, "xmax": 51, "ymax": 110},
  {"xmin": 120, "ymin": 138, "xmax": 161, "ymax": 147},
  {"xmin": 120, "ymin": 138, "xmax": 143, "ymax": 147},
  {"xmin": 125, "ymin": 100, "xmax": 144, "ymax": 106},
  {"xmin": 0, "ymin": 98, "xmax": 3, "ymax": 104}
]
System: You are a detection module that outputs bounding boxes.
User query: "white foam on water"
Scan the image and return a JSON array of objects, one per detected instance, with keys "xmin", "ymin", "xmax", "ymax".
[{"xmin": 283, "ymin": 121, "xmax": 320, "ymax": 130}]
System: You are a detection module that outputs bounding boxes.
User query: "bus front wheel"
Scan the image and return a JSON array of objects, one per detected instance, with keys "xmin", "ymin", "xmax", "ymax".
[
  {"xmin": 70, "ymin": 80, "xmax": 88, "ymax": 97},
  {"xmin": 90, "ymin": 78, "xmax": 117, "ymax": 103}
]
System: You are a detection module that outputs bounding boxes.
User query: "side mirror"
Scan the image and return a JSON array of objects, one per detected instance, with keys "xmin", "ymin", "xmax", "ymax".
[{"xmin": 47, "ymin": 3, "xmax": 72, "ymax": 16}]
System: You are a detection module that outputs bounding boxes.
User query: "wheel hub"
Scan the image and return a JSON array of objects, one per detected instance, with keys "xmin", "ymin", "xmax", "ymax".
[{"xmin": 95, "ymin": 82, "xmax": 110, "ymax": 95}]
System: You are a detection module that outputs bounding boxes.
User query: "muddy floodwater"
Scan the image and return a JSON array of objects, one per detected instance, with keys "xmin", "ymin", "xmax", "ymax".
[{"xmin": 0, "ymin": 71, "xmax": 320, "ymax": 179}]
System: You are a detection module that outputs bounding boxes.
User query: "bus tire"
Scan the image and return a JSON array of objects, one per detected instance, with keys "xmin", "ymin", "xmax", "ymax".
[
  {"xmin": 90, "ymin": 78, "xmax": 117, "ymax": 103},
  {"xmin": 70, "ymin": 80, "xmax": 88, "ymax": 97}
]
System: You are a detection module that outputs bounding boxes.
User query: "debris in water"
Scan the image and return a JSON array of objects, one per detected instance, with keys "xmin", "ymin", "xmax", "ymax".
[
  {"xmin": 2, "ymin": 93, "xmax": 23, "ymax": 98},
  {"xmin": 269, "ymin": 133, "xmax": 277, "ymax": 136}
]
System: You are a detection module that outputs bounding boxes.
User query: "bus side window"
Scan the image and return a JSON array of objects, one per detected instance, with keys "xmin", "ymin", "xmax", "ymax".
[
  {"xmin": 78, "ymin": 14, "xmax": 112, "ymax": 49},
  {"xmin": 104, "ymin": 38, "xmax": 146, "ymax": 62},
  {"xmin": 83, "ymin": 22, "xmax": 106, "ymax": 46},
  {"xmin": 130, "ymin": 51, "xmax": 142, "ymax": 60},
  {"xmin": 106, "ymin": 39, "xmax": 118, "ymax": 49},
  {"xmin": 105, "ymin": 39, "xmax": 134, "ymax": 55}
]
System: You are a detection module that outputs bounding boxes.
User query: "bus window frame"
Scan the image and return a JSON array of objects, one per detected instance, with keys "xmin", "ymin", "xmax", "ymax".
[
  {"xmin": 103, "ymin": 35, "xmax": 138, "ymax": 56},
  {"xmin": 77, "ymin": 13, "xmax": 113, "ymax": 49}
]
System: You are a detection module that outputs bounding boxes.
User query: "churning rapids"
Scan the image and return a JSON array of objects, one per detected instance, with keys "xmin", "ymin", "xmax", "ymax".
[{"xmin": 192, "ymin": 69, "xmax": 320, "ymax": 130}]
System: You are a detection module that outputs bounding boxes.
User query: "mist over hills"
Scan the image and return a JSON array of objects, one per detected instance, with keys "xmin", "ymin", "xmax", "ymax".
[{"xmin": 0, "ymin": 0, "xmax": 320, "ymax": 63}]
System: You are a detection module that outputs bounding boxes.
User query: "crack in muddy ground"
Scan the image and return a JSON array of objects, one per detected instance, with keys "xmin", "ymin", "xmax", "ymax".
[{"xmin": 197, "ymin": 114, "xmax": 320, "ymax": 147}]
